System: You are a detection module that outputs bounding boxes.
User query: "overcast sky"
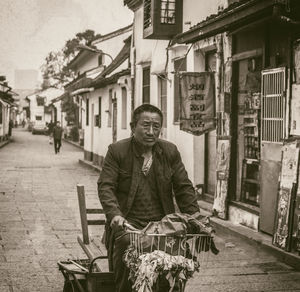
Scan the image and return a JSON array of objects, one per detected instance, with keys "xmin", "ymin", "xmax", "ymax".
[{"xmin": 0, "ymin": 0, "xmax": 133, "ymax": 88}]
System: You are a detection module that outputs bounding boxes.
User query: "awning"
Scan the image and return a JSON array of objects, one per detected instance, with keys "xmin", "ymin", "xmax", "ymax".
[
  {"xmin": 174, "ymin": 0, "xmax": 295, "ymax": 44},
  {"xmin": 92, "ymin": 69, "xmax": 130, "ymax": 90},
  {"xmin": 65, "ymin": 75, "xmax": 93, "ymax": 92},
  {"xmin": 70, "ymin": 88, "xmax": 94, "ymax": 96}
]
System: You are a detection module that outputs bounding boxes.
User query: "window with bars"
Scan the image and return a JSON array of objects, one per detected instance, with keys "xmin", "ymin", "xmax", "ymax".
[
  {"xmin": 161, "ymin": 0, "xmax": 176, "ymax": 24},
  {"xmin": 261, "ymin": 68, "xmax": 286, "ymax": 143}
]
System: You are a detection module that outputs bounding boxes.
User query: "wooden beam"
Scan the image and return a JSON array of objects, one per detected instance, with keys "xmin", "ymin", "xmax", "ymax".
[
  {"xmin": 77, "ymin": 236, "xmax": 106, "ymax": 272},
  {"xmin": 77, "ymin": 184, "xmax": 89, "ymax": 244},
  {"xmin": 232, "ymin": 48, "xmax": 263, "ymax": 62}
]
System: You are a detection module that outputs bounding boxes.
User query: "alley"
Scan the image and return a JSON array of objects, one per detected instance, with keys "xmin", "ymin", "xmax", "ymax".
[{"xmin": 0, "ymin": 129, "xmax": 300, "ymax": 292}]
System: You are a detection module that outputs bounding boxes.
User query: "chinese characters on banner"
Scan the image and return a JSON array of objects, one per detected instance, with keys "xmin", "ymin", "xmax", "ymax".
[{"xmin": 179, "ymin": 72, "xmax": 215, "ymax": 136}]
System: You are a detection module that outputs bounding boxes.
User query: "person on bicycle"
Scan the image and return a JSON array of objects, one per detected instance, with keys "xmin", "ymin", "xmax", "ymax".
[{"xmin": 98, "ymin": 104, "xmax": 201, "ymax": 292}]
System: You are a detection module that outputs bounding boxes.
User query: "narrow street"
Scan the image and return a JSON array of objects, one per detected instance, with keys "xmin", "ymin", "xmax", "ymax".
[{"xmin": 0, "ymin": 129, "xmax": 300, "ymax": 292}]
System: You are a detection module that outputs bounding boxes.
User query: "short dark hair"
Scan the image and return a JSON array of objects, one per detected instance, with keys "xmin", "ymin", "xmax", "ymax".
[{"xmin": 130, "ymin": 104, "xmax": 163, "ymax": 128}]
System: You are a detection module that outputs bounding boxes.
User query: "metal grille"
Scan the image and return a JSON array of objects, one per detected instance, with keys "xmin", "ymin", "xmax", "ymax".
[{"xmin": 261, "ymin": 68, "xmax": 286, "ymax": 143}]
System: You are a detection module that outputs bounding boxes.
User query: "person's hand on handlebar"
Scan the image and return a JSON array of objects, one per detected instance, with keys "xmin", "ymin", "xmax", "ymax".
[
  {"xmin": 110, "ymin": 215, "xmax": 126, "ymax": 232},
  {"xmin": 110, "ymin": 215, "xmax": 138, "ymax": 232}
]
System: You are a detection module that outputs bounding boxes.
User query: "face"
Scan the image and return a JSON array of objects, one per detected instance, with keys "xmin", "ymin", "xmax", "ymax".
[{"xmin": 132, "ymin": 111, "xmax": 162, "ymax": 149}]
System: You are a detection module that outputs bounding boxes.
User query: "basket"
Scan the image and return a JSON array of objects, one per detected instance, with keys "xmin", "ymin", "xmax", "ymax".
[
  {"xmin": 128, "ymin": 231, "xmax": 213, "ymax": 264},
  {"xmin": 124, "ymin": 231, "xmax": 213, "ymax": 292},
  {"xmin": 58, "ymin": 257, "xmax": 115, "ymax": 292}
]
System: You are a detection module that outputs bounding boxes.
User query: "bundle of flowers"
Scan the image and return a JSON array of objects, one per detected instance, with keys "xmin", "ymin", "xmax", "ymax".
[{"xmin": 123, "ymin": 246, "xmax": 199, "ymax": 292}]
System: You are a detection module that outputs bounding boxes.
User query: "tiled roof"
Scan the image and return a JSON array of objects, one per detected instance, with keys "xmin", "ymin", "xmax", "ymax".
[{"xmin": 174, "ymin": 0, "xmax": 290, "ymax": 44}]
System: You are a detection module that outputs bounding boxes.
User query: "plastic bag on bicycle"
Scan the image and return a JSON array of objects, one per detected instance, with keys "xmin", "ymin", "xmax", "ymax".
[{"xmin": 138, "ymin": 213, "xmax": 219, "ymax": 255}]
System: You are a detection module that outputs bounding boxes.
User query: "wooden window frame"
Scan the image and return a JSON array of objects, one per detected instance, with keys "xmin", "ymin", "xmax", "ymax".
[
  {"xmin": 142, "ymin": 67, "xmax": 151, "ymax": 104},
  {"xmin": 86, "ymin": 98, "xmax": 89, "ymax": 126}
]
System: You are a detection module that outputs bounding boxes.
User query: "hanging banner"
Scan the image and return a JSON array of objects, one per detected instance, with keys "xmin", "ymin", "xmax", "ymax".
[{"xmin": 179, "ymin": 72, "xmax": 215, "ymax": 136}]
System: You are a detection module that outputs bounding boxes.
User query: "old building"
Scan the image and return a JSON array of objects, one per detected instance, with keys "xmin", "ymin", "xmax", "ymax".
[
  {"xmin": 0, "ymin": 79, "xmax": 15, "ymax": 140},
  {"xmin": 124, "ymin": 0, "xmax": 300, "ymax": 254},
  {"xmin": 26, "ymin": 88, "xmax": 63, "ymax": 126},
  {"xmin": 62, "ymin": 24, "xmax": 132, "ymax": 161}
]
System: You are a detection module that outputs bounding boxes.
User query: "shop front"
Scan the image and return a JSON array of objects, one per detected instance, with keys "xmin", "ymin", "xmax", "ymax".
[{"xmin": 175, "ymin": 0, "xmax": 300, "ymax": 253}]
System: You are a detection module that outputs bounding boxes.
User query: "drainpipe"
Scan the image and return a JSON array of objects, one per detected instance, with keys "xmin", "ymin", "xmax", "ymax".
[
  {"xmin": 130, "ymin": 25, "xmax": 136, "ymax": 115},
  {"xmin": 216, "ymin": 34, "xmax": 223, "ymax": 113}
]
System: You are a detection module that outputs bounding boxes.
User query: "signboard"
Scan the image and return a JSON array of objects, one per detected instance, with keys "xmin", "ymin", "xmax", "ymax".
[{"xmin": 179, "ymin": 72, "xmax": 215, "ymax": 135}]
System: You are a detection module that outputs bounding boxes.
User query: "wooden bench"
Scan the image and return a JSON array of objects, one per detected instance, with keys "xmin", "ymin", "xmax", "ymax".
[{"xmin": 76, "ymin": 184, "xmax": 108, "ymax": 271}]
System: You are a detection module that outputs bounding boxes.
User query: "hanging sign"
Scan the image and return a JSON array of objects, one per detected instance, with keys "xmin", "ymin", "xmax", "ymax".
[{"xmin": 179, "ymin": 72, "xmax": 215, "ymax": 136}]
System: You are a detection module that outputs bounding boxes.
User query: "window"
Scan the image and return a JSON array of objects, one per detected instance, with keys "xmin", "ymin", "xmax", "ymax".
[
  {"xmin": 35, "ymin": 116, "xmax": 42, "ymax": 121},
  {"xmin": 98, "ymin": 55, "xmax": 103, "ymax": 66},
  {"xmin": 108, "ymin": 89, "xmax": 112, "ymax": 127},
  {"xmin": 261, "ymin": 68, "xmax": 285, "ymax": 143},
  {"xmin": 158, "ymin": 77, "xmax": 167, "ymax": 128},
  {"xmin": 143, "ymin": 67, "xmax": 150, "ymax": 104},
  {"xmin": 86, "ymin": 98, "xmax": 89, "ymax": 126},
  {"xmin": 161, "ymin": 0, "xmax": 176, "ymax": 24},
  {"xmin": 143, "ymin": 0, "xmax": 183, "ymax": 40},
  {"xmin": 173, "ymin": 57, "xmax": 186, "ymax": 123},
  {"xmin": 36, "ymin": 96, "xmax": 44, "ymax": 106},
  {"xmin": 0, "ymin": 103, "xmax": 2, "ymax": 124},
  {"xmin": 98, "ymin": 97, "xmax": 102, "ymax": 128},
  {"xmin": 121, "ymin": 87, "xmax": 127, "ymax": 129},
  {"xmin": 144, "ymin": 0, "xmax": 152, "ymax": 29}
]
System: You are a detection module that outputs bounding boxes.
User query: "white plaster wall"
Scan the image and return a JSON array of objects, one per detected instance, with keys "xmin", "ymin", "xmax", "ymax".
[
  {"xmin": 94, "ymin": 30, "xmax": 132, "ymax": 62},
  {"xmin": 85, "ymin": 81, "xmax": 132, "ymax": 159},
  {"xmin": 72, "ymin": 28, "xmax": 131, "ymax": 76},
  {"xmin": 73, "ymin": 55, "xmax": 99, "ymax": 75},
  {"xmin": 0, "ymin": 102, "xmax": 9, "ymax": 137}
]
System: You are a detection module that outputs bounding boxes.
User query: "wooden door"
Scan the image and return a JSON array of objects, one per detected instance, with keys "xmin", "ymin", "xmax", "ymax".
[{"xmin": 260, "ymin": 67, "xmax": 286, "ymax": 234}]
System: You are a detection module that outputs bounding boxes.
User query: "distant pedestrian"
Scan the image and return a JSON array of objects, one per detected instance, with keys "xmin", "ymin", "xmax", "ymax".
[
  {"xmin": 22, "ymin": 119, "xmax": 26, "ymax": 128},
  {"xmin": 47, "ymin": 120, "xmax": 54, "ymax": 144},
  {"xmin": 8, "ymin": 119, "xmax": 13, "ymax": 136},
  {"xmin": 53, "ymin": 121, "xmax": 63, "ymax": 154}
]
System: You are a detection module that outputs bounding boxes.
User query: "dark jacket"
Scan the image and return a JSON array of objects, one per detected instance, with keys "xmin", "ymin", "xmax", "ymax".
[
  {"xmin": 53, "ymin": 126, "xmax": 63, "ymax": 140},
  {"xmin": 98, "ymin": 137, "xmax": 199, "ymax": 223}
]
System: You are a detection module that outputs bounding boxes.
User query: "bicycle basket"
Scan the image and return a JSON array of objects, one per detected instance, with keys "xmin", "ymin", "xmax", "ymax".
[{"xmin": 128, "ymin": 231, "xmax": 213, "ymax": 264}]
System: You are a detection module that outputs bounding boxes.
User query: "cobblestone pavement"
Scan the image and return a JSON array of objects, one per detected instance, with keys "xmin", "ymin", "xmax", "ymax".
[{"xmin": 0, "ymin": 128, "xmax": 300, "ymax": 292}]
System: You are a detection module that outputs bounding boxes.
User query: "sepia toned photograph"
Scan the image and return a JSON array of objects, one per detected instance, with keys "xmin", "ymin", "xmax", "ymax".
[{"xmin": 0, "ymin": 1, "xmax": 300, "ymax": 291}]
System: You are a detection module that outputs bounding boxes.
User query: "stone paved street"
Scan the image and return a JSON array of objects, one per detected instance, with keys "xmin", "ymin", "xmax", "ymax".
[{"xmin": 0, "ymin": 129, "xmax": 300, "ymax": 292}]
